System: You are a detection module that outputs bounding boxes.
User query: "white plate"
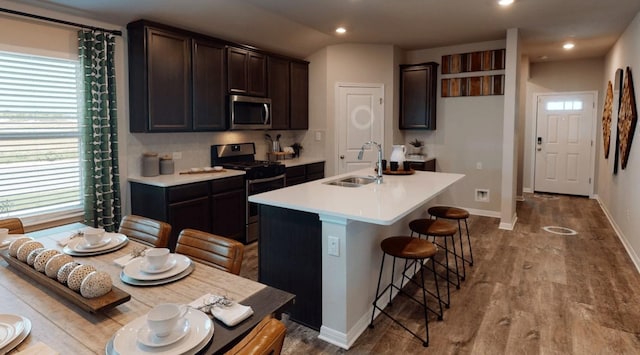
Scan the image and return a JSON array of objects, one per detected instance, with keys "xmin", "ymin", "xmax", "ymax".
[
  {"xmin": 137, "ymin": 318, "xmax": 190, "ymax": 348},
  {"xmin": 124, "ymin": 255, "xmax": 191, "ymax": 281},
  {"xmin": 0, "ymin": 314, "xmax": 24, "ymax": 350},
  {"xmin": 0, "ymin": 316, "xmax": 31, "ymax": 354},
  {"xmin": 113, "ymin": 308, "xmax": 213, "ymax": 355},
  {"xmin": 140, "ymin": 258, "xmax": 177, "ymax": 274},
  {"xmin": 0, "ymin": 322, "xmax": 15, "ymax": 349},
  {"xmin": 63, "ymin": 233, "xmax": 128, "ymax": 256},
  {"xmin": 120, "ymin": 264, "xmax": 194, "ymax": 287},
  {"xmin": 0, "ymin": 235, "xmax": 26, "ymax": 250},
  {"xmin": 76, "ymin": 237, "xmax": 112, "ymax": 250}
]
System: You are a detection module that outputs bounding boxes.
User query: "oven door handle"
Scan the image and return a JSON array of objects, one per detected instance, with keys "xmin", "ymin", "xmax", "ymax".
[{"xmin": 248, "ymin": 174, "xmax": 286, "ymax": 185}]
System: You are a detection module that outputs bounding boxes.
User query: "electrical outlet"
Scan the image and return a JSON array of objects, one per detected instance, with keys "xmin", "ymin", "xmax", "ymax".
[
  {"xmin": 315, "ymin": 131, "xmax": 322, "ymax": 141},
  {"xmin": 475, "ymin": 189, "xmax": 490, "ymax": 202},
  {"xmin": 172, "ymin": 152, "xmax": 182, "ymax": 160},
  {"xmin": 476, "ymin": 162, "xmax": 482, "ymax": 170},
  {"xmin": 328, "ymin": 236, "xmax": 339, "ymax": 256}
]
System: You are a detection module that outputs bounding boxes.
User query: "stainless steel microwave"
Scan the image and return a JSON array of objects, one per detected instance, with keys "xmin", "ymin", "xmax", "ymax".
[{"xmin": 229, "ymin": 95, "xmax": 271, "ymax": 130}]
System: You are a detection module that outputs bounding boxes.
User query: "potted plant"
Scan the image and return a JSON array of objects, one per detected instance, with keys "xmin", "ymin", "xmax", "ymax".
[
  {"xmin": 291, "ymin": 142, "xmax": 303, "ymax": 157},
  {"xmin": 408, "ymin": 138, "xmax": 424, "ymax": 155}
]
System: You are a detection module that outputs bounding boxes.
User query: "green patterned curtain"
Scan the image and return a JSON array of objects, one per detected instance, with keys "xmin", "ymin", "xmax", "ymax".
[{"xmin": 78, "ymin": 30, "xmax": 121, "ymax": 232}]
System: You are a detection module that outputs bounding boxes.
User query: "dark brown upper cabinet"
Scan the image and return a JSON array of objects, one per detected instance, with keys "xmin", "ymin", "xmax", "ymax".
[
  {"xmin": 227, "ymin": 47, "xmax": 267, "ymax": 97},
  {"xmin": 290, "ymin": 61, "xmax": 309, "ymax": 130},
  {"xmin": 127, "ymin": 19, "xmax": 308, "ymax": 132},
  {"xmin": 399, "ymin": 62, "xmax": 438, "ymax": 130},
  {"xmin": 267, "ymin": 56, "xmax": 290, "ymax": 130},
  {"xmin": 267, "ymin": 57, "xmax": 309, "ymax": 130},
  {"xmin": 129, "ymin": 24, "xmax": 192, "ymax": 132},
  {"xmin": 192, "ymin": 39, "xmax": 226, "ymax": 131},
  {"xmin": 128, "ymin": 21, "xmax": 227, "ymax": 132}
]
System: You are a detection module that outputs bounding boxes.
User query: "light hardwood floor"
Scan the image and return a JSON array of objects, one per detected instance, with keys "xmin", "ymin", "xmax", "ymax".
[{"xmin": 240, "ymin": 193, "xmax": 640, "ymax": 354}]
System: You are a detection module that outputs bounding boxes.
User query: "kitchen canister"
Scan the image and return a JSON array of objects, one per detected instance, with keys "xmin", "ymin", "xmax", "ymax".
[
  {"xmin": 159, "ymin": 155, "xmax": 175, "ymax": 175},
  {"xmin": 141, "ymin": 152, "xmax": 159, "ymax": 177}
]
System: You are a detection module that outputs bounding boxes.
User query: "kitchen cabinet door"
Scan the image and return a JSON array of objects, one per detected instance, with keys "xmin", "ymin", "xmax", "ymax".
[
  {"xmin": 210, "ymin": 176, "xmax": 246, "ymax": 242},
  {"xmin": 290, "ymin": 61, "xmax": 309, "ymax": 130},
  {"xmin": 400, "ymin": 62, "xmax": 438, "ymax": 130},
  {"xmin": 129, "ymin": 23, "xmax": 192, "ymax": 132},
  {"xmin": 285, "ymin": 165, "xmax": 306, "ymax": 186},
  {"xmin": 210, "ymin": 189, "xmax": 245, "ymax": 242},
  {"xmin": 192, "ymin": 39, "xmax": 226, "ymax": 130},
  {"xmin": 168, "ymin": 196, "xmax": 211, "ymax": 250},
  {"xmin": 268, "ymin": 56, "xmax": 290, "ymax": 130},
  {"xmin": 227, "ymin": 47, "xmax": 267, "ymax": 97}
]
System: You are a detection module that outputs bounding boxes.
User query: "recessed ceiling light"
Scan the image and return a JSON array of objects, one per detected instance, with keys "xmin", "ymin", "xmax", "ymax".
[
  {"xmin": 498, "ymin": 0, "xmax": 514, "ymax": 6},
  {"xmin": 336, "ymin": 27, "xmax": 347, "ymax": 34},
  {"xmin": 563, "ymin": 42, "xmax": 575, "ymax": 50}
]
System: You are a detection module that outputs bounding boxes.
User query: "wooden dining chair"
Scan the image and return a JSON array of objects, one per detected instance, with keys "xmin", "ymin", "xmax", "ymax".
[
  {"xmin": 225, "ymin": 315, "xmax": 287, "ymax": 355},
  {"xmin": 0, "ymin": 218, "xmax": 25, "ymax": 234},
  {"xmin": 117, "ymin": 215, "xmax": 171, "ymax": 248},
  {"xmin": 175, "ymin": 229, "xmax": 244, "ymax": 275}
]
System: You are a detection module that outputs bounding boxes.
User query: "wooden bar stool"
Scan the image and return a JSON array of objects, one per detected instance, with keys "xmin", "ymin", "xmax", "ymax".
[
  {"xmin": 409, "ymin": 218, "xmax": 460, "ymax": 309},
  {"xmin": 428, "ymin": 206, "xmax": 473, "ymax": 280},
  {"xmin": 369, "ymin": 236, "xmax": 442, "ymax": 347}
]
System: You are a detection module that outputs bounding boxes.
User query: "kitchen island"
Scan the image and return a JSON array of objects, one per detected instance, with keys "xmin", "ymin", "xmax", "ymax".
[{"xmin": 249, "ymin": 168, "xmax": 464, "ymax": 349}]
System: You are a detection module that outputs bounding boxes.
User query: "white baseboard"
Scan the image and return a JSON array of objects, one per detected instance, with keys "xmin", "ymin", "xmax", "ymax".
[
  {"xmin": 464, "ymin": 207, "xmax": 501, "ymax": 218},
  {"xmin": 499, "ymin": 213, "xmax": 517, "ymax": 230},
  {"xmin": 523, "ymin": 187, "xmax": 533, "ymax": 193},
  {"xmin": 596, "ymin": 198, "xmax": 640, "ymax": 274}
]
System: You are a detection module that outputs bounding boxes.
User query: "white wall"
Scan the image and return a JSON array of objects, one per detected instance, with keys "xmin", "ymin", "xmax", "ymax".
[
  {"xmin": 405, "ymin": 40, "xmax": 506, "ymax": 215},
  {"xmin": 307, "ymin": 44, "xmax": 398, "ymax": 177},
  {"xmin": 599, "ymin": 11, "xmax": 640, "ymax": 269},
  {"xmin": 524, "ymin": 58, "xmax": 604, "ymax": 192}
]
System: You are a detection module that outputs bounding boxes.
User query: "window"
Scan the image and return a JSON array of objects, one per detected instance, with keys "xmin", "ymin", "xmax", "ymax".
[
  {"xmin": 0, "ymin": 50, "xmax": 83, "ymax": 221},
  {"xmin": 546, "ymin": 100, "xmax": 583, "ymax": 111}
]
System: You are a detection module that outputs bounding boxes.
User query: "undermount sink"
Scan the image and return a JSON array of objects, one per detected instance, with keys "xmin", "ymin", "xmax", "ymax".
[{"xmin": 323, "ymin": 175, "xmax": 377, "ymax": 187}]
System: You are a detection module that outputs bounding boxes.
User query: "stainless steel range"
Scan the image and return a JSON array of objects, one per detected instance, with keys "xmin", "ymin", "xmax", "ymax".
[{"xmin": 211, "ymin": 143, "xmax": 286, "ymax": 243}]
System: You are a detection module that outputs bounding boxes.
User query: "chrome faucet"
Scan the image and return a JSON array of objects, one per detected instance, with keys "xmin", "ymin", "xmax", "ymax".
[{"xmin": 358, "ymin": 141, "xmax": 383, "ymax": 184}]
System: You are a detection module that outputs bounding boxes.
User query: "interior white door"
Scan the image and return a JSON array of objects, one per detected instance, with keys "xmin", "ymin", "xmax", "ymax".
[
  {"xmin": 534, "ymin": 93, "xmax": 595, "ymax": 196},
  {"xmin": 336, "ymin": 83, "xmax": 384, "ymax": 174}
]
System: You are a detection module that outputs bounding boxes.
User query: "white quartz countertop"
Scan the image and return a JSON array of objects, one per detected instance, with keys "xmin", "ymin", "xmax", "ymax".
[
  {"xmin": 249, "ymin": 168, "xmax": 464, "ymax": 225},
  {"xmin": 128, "ymin": 169, "xmax": 246, "ymax": 187}
]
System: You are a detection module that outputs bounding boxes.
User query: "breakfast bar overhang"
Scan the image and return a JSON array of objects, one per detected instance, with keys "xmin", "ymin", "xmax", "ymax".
[{"xmin": 249, "ymin": 168, "xmax": 464, "ymax": 349}]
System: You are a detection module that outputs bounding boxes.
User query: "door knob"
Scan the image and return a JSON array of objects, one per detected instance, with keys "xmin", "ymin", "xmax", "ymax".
[{"xmin": 340, "ymin": 155, "xmax": 345, "ymax": 159}]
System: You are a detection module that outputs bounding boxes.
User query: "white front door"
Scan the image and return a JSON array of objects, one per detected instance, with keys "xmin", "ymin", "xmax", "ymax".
[
  {"xmin": 534, "ymin": 93, "xmax": 596, "ymax": 196},
  {"xmin": 335, "ymin": 83, "xmax": 384, "ymax": 175}
]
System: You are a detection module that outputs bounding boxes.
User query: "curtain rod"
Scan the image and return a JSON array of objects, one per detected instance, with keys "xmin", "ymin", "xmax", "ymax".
[{"xmin": 0, "ymin": 7, "xmax": 122, "ymax": 36}]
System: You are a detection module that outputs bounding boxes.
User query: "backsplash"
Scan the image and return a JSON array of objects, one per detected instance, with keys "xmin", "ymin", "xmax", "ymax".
[{"xmin": 127, "ymin": 130, "xmax": 315, "ymax": 176}]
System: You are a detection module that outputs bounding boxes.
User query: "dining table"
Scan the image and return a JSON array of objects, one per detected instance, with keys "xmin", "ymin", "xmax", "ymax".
[{"xmin": 0, "ymin": 223, "xmax": 294, "ymax": 354}]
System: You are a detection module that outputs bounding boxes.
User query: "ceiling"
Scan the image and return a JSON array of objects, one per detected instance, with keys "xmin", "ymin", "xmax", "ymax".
[{"xmin": 10, "ymin": 0, "xmax": 640, "ymax": 62}]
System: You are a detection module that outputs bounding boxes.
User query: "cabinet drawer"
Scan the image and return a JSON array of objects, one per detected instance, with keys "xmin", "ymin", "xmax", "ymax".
[
  {"xmin": 211, "ymin": 176, "xmax": 245, "ymax": 194},
  {"xmin": 306, "ymin": 162, "xmax": 324, "ymax": 175},
  {"xmin": 286, "ymin": 165, "xmax": 306, "ymax": 179},
  {"xmin": 167, "ymin": 182, "xmax": 209, "ymax": 203}
]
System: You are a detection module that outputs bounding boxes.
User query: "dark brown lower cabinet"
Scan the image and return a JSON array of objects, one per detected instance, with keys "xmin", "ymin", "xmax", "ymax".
[
  {"xmin": 130, "ymin": 175, "xmax": 245, "ymax": 250},
  {"xmin": 258, "ymin": 205, "xmax": 321, "ymax": 330},
  {"xmin": 408, "ymin": 158, "xmax": 436, "ymax": 172},
  {"xmin": 285, "ymin": 161, "xmax": 325, "ymax": 187}
]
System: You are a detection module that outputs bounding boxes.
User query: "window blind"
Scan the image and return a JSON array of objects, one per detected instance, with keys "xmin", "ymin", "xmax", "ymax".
[{"xmin": 0, "ymin": 50, "xmax": 83, "ymax": 218}]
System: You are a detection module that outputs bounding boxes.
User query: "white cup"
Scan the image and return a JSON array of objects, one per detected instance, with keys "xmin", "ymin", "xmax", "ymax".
[
  {"xmin": 147, "ymin": 303, "xmax": 187, "ymax": 337},
  {"xmin": 82, "ymin": 227, "xmax": 106, "ymax": 245},
  {"xmin": 0, "ymin": 228, "xmax": 9, "ymax": 243},
  {"xmin": 145, "ymin": 248, "xmax": 170, "ymax": 270}
]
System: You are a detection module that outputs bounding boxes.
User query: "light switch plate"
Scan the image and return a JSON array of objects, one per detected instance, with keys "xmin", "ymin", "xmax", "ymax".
[{"xmin": 328, "ymin": 236, "xmax": 339, "ymax": 256}]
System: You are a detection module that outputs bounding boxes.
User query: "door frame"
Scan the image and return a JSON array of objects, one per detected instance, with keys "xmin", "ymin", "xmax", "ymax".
[
  {"xmin": 531, "ymin": 90, "xmax": 598, "ymax": 197},
  {"xmin": 334, "ymin": 82, "xmax": 385, "ymax": 175}
]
